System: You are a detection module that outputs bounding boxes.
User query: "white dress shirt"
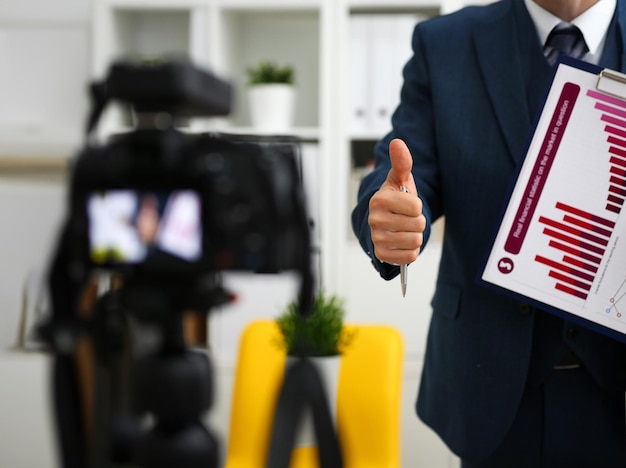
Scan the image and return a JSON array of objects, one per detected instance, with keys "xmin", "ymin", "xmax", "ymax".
[{"xmin": 525, "ymin": 0, "xmax": 617, "ymax": 65}]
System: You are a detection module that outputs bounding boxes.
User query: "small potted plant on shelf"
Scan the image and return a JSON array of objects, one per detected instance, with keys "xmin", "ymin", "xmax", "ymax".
[{"xmin": 246, "ymin": 60, "xmax": 296, "ymax": 133}]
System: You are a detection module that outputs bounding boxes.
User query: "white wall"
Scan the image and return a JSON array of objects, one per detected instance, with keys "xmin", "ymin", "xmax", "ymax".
[
  {"xmin": 0, "ymin": 352, "xmax": 58, "ymax": 468},
  {"xmin": 0, "ymin": 1, "xmax": 91, "ymax": 157},
  {"xmin": 0, "ymin": 176, "xmax": 67, "ymax": 350}
]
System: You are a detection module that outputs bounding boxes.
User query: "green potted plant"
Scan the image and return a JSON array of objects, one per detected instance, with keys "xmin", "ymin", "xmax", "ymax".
[
  {"xmin": 246, "ymin": 60, "xmax": 295, "ymax": 86},
  {"xmin": 276, "ymin": 289, "xmax": 352, "ymax": 357},
  {"xmin": 275, "ymin": 290, "xmax": 353, "ymax": 447},
  {"xmin": 246, "ymin": 60, "xmax": 296, "ymax": 133}
]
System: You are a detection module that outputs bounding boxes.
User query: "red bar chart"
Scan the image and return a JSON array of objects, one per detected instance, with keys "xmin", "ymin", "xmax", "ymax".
[
  {"xmin": 587, "ymin": 89, "xmax": 626, "ymax": 214},
  {"xmin": 535, "ymin": 202, "xmax": 614, "ymax": 300}
]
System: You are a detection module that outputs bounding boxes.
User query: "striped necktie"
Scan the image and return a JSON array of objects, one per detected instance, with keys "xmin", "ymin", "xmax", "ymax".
[{"xmin": 544, "ymin": 23, "xmax": 589, "ymax": 66}]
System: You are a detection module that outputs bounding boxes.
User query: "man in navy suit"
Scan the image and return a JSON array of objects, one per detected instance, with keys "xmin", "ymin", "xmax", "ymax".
[{"xmin": 352, "ymin": 0, "xmax": 626, "ymax": 466}]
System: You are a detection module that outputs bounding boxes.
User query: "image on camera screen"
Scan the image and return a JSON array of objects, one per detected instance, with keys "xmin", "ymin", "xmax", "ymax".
[{"xmin": 87, "ymin": 189, "xmax": 202, "ymax": 265}]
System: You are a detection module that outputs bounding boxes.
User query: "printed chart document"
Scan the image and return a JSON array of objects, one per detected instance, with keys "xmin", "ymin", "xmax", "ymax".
[{"xmin": 482, "ymin": 57, "xmax": 626, "ymax": 343}]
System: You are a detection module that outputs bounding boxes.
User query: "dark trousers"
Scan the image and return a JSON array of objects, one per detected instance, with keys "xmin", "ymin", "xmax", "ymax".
[{"xmin": 462, "ymin": 367, "xmax": 626, "ymax": 468}]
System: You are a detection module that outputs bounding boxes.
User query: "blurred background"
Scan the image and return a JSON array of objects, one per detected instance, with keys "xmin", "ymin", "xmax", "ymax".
[{"xmin": 0, "ymin": 0, "xmax": 492, "ymax": 466}]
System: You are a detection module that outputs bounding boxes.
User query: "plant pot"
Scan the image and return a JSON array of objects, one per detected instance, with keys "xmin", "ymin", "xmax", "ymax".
[
  {"xmin": 286, "ymin": 355, "xmax": 341, "ymax": 447},
  {"xmin": 248, "ymin": 84, "xmax": 295, "ymax": 133}
]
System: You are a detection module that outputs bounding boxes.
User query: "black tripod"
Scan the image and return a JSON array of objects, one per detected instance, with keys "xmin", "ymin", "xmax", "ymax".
[
  {"xmin": 41, "ymin": 244, "xmax": 231, "ymax": 468},
  {"xmin": 91, "ymin": 276, "xmax": 231, "ymax": 468},
  {"xmin": 39, "ymin": 59, "xmax": 331, "ymax": 468}
]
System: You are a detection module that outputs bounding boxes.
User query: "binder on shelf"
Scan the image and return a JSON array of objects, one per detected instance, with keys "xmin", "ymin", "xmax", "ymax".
[
  {"xmin": 347, "ymin": 13, "xmax": 424, "ymax": 136},
  {"xmin": 481, "ymin": 56, "xmax": 626, "ymax": 343},
  {"xmin": 370, "ymin": 15, "xmax": 397, "ymax": 132},
  {"xmin": 348, "ymin": 15, "xmax": 370, "ymax": 135}
]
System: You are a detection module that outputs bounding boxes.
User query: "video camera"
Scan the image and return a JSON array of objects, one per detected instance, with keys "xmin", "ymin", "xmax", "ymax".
[
  {"xmin": 70, "ymin": 60, "xmax": 311, "ymax": 281},
  {"xmin": 41, "ymin": 59, "xmax": 316, "ymax": 468}
]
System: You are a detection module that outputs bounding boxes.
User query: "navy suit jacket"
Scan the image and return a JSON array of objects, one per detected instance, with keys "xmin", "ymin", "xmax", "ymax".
[{"xmin": 352, "ymin": 0, "xmax": 626, "ymax": 462}]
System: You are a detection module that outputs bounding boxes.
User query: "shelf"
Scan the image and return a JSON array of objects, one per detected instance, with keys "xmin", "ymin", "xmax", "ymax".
[
  {"xmin": 217, "ymin": 8, "xmax": 321, "ymax": 129},
  {"xmin": 0, "ymin": 155, "xmax": 70, "ymax": 184},
  {"xmin": 87, "ymin": 121, "xmax": 320, "ymax": 141},
  {"xmin": 346, "ymin": 0, "xmax": 440, "ymax": 12},
  {"xmin": 0, "ymin": 137, "xmax": 79, "ymax": 160},
  {"xmin": 349, "ymin": 132, "xmax": 388, "ymax": 141},
  {"xmin": 103, "ymin": 0, "xmax": 206, "ymax": 7},
  {"xmin": 217, "ymin": 125, "xmax": 320, "ymax": 141},
  {"xmin": 0, "ymin": 156, "xmax": 70, "ymax": 172},
  {"xmin": 216, "ymin": 0, "xmax": 323, "ymax": 10}
]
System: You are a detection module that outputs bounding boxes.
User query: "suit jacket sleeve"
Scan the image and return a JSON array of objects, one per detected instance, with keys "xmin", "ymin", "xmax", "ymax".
[{"xmin": 351, "ymin": 23, "xmax": 437, "ymax": 280}]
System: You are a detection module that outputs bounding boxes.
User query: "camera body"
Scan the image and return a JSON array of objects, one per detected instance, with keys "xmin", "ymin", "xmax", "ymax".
[{"xmin": 64, "ymin": 60, "xmax": 310, "ymax": 283}]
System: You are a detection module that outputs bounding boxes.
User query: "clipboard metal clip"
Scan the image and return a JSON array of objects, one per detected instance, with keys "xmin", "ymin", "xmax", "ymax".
[{"xmin": 596, "ymin": 68, "xmax": 626, "ymax": 100}]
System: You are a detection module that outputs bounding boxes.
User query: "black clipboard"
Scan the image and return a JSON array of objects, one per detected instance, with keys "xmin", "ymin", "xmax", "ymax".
[{"xmin": 481, "ymin": 56, "xmax": 626, "ymax": 344}]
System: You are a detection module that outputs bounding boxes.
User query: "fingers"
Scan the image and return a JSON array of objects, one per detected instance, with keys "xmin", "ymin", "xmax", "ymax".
[
  {"xmin": 387, "ymin": 138, "xmax": 414, "ymax": 190},
  {"xmin": 371, "ymin": 220, "xmax": 425, "ymax": 263},
  {"xmin": 369, "ymin": 187, "xmax": 423, "ymax": 221},
  {"xmin": 369, "ymin": 196, "xmax": 425, "ymax": 260},
  {"xmin": 372, "ymin": 232, "xmax": 423, "ymax": 266}
]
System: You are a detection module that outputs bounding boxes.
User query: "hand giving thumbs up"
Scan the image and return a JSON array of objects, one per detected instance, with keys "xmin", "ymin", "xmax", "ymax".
[{"xmin": 368, "ymin": 138, "xmax": 425, "ymax": 265}]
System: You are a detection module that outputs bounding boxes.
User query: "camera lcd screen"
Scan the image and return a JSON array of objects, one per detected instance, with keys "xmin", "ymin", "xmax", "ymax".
[{"xmin": 87, "ymin": 189, "xmax": 202, "ymax": 265}]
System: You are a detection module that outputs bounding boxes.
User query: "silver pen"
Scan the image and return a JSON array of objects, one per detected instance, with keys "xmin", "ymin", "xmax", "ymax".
[{"xmin": 399, "ymin": 186, "xmax": 409, "ymax": 297}]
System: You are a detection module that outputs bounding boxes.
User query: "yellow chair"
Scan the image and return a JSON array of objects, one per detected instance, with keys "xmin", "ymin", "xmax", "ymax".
[{"xmin": 224, "ymin": 319, "xmax": 404, "ymax": 468}]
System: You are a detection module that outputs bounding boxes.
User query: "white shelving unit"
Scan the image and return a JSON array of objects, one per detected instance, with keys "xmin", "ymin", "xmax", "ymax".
[{"xmin": 90, "ymin": 0, "xmax": 327, "ymax": 140}]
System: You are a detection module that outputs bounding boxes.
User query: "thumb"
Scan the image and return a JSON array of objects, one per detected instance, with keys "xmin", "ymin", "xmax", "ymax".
[{"xmin": 387, "ymin": 138, "xmax": 413, "ymax": 188}]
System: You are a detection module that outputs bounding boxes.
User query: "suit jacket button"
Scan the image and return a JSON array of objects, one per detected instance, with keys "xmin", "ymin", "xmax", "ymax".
[
  {"xmin": 518, "ymin": 303, "xmax": 532, "ymax": 316},
  {"xmin": 567, "ymin": 327, "xmax": 578, "ymax": 339}
]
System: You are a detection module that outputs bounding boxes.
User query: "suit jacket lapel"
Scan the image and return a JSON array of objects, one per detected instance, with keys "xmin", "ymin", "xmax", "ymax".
[
  {"xmin": 473, "ymin": 0, "xmax": 539, "ymax": 165},
  {"xmin": 471, "ymin": 0, "xmax": 625, "ymax": 164},
  {"xmin": 599, "ymin": 0, "xmax": 626, "ymax": 72}
]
